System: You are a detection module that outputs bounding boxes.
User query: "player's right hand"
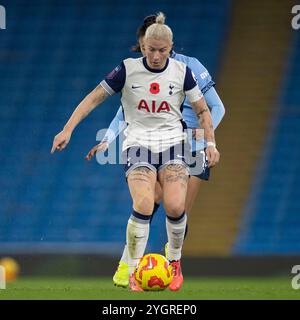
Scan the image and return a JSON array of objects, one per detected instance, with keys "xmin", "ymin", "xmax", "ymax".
[
  {"xmin": 51, "ymin": 129, "xmax": 72, "ymax": 154},
  {"xmin": 85, "ymin": 141, "xmax": 109, "ymax": 161}
]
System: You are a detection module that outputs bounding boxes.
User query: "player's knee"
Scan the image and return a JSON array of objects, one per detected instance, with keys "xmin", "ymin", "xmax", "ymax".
[
  {"xmin": 133, "ymin": 196, "xmax": 154, "ymax": 215},
  {"xmin": 164, "ymin": 200, "xmax": 185, "ymax": 217}
]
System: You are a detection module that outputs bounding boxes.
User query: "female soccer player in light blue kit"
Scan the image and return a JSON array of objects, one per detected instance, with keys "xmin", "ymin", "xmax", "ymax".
[{"xmin": 86, "ymin": 14, "xmax": 225, "ymax": 289}]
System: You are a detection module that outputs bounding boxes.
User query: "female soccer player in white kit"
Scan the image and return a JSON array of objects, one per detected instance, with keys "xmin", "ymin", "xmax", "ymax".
[
  {"xmin": 86, "ymin": 13, "xmax": 224, "ymax": 289},
  {"xmin": 51, "ymin": 14, "xmax": 219, "ymax": 291}
]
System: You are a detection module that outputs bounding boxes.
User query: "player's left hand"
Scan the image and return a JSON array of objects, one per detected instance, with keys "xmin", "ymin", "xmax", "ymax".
[
  {"xmin": 205, "ymin": 146, "xmax": 220, "ymax": 168},
  {"xmin": 85, "ymin": 141, "xmax": 109, "ymax": 161}
]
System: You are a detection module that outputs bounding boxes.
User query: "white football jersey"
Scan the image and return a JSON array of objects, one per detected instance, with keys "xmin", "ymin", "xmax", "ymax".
[{"xmin": 101, "ymin": 57, "xmax": 202, "ymax": 153}]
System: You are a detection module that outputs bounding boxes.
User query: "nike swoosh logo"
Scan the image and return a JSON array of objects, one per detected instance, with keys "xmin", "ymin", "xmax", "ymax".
[{"xmin": 132, "ymin": 85, "xmax": 142, "ymax": 89}]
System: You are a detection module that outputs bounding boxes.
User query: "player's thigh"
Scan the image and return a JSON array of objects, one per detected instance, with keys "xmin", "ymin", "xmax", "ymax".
[
  {"xmin": 185, "ymin": 176, "xmax": 202, "ymax": 214},
  {"xmin": 159, "ymin": 164, "xmax": 189, "ymax": 217},
  {"xmin": 127, "ymin": 167, "xmax": 157, "ymax": 215}
]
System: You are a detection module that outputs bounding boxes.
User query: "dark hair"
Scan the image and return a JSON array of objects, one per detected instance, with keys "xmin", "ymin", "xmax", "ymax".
[{"xmin": 131, "ymin": 15, "xmax": 156, "ymax": 52}]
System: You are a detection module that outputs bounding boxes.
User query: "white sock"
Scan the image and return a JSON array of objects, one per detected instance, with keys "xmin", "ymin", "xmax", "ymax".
[
  {"xmin": 126, "ymin": 214, "xmax": 150, "ymax": 274},
  {"xmin": 119, "ymin": 245, "xmax": 128, "ymax": 264},
  {"xmin": 166, "ymin": 213, "xmax": 187, "ymax": 261}
]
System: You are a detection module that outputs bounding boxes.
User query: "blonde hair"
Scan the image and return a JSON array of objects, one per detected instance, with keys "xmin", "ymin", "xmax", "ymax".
[{"xmin": 144, "ymin": 12, "xmax": 173, "ymax": 44}]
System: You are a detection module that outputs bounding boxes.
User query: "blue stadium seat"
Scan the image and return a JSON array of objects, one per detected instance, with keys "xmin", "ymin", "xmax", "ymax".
[
  {"xmin": 0, "ymin": 0, "xmax": 231, "ymax": 253},
  {"xmin": 234, "ymin": 31, "xmax": 300, "ymax": 255}
]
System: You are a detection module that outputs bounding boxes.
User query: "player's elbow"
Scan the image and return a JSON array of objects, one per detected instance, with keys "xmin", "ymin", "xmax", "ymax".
[
  {"xmin": 212, "ymin": 99, "xmax": 226, "ymax": 121},
  {"xmin": 219, "ymin": 101, "xmax": 225, "ymax": 119}
]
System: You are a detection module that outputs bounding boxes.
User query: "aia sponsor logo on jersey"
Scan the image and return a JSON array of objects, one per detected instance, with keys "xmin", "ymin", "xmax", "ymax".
[{"xmin": 138, "ymin": 99, "xmax": 170, "ymax": 113}]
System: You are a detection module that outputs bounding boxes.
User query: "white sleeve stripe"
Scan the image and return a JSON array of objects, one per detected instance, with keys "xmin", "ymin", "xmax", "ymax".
[
  {"xmin": 185, "ymin": 85, "xmax": 203, "ymax": 103},
  {"xmin": 100, "ymin": 80, "xmax": 115, "ymax": 96}
]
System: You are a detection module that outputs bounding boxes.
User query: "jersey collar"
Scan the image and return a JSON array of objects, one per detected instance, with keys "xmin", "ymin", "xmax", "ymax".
[{"xmin": 142, "ymin": 57, "xmax": 169, "ymax": 73}]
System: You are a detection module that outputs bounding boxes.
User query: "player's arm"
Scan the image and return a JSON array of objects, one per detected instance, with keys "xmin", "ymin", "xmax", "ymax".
[
  {"xmin": 190, "ymin": 58, "xmax": 225, "ymax": 129},
  {"xmin": 192, "ymin": 88, "xmax": 225, "ymax": 141},
  {"xmin": 190, "ymin": 97, "xmax": 219, "ymax": 167},
  {"xmin": 191, "ymin": 97, "xmax": 215, "ymax": 145},
  {"xmin": 184, "ymin": 66, "xmax": 220, "ymax": 167},
  {"xmin": 51, "ymin": 85, "xmax": 109, "ymax": 154},
  {"xmin": 102, "ymin": 106, "xmax": 127, "ymax": 144},
  {"xmin": 85, "ymin": 106, "xmax": 127, "ymax": 161},
  {"xmin": 51, "ymin": 62, "xmax": 126, "ymax": 154},
  {"xmin": 204, "ymin": 87, "xmax": 225, "ymax": 129}
]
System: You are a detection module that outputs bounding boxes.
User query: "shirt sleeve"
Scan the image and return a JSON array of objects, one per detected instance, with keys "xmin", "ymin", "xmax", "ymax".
[
  {"xmin": 189, "ymin": 57, "xmax": 215, "ymax": 94},
  {"xmin": 203, "ymin": 87, "xmax": 225, "ymax": 129},
  {"xmin": 100, "ymin": 62, "xmax": 126, "ymax": 95},
  {"xmin": 102, "ymin": 106, "xmax": 127, "ymax": 144},
  {"xmin": 183, "ymin": 66, "xmax": 197, "ymax": 91},
  {"xmin": 184, "ymin": 66, "xmax": 203, "ymax": 103}
]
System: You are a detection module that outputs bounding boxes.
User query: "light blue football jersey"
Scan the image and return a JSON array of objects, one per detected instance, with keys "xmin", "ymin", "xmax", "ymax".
[{"xmin": 171, "ymin": 51, "xmax": 215, "ymax": 129}]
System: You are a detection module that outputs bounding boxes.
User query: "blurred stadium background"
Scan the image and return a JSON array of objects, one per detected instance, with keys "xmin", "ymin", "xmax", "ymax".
[{"xmin": 0, "ymin": 0, "xmax": 300, "ymax": 283}]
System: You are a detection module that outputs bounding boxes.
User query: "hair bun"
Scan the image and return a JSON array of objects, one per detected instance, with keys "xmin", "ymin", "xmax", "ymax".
[{"xmin": 155, "ymin": 12, "xmax": 166, "ymax": 24}]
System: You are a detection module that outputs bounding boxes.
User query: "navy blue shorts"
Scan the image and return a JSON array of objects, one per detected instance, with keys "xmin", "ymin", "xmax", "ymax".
[
  {"xmin": 189, "ymin": 149, "xmax": 210, "ymax": 181},
  {"xmin": 122, "ymin": 142, "xmax": 190, "ymax": 177}
]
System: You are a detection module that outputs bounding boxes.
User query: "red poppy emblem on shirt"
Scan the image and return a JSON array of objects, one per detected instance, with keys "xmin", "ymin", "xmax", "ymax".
[{"xmin": 149, "ymin": 83, "xmax": 160, "ymax": 94}]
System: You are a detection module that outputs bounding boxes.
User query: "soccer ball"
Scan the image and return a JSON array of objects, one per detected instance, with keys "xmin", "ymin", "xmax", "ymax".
[
  {"xmin": 134, "ymin": 253, "xmax": 173, "ymax": 291},
  {"xmin": 0, "ymin": 257, "xmax": 20, "ymax": 282}
]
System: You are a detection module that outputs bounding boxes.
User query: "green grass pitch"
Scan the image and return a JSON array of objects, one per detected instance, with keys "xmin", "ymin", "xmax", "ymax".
[{"xmin": 0, "ymin": 276, "xmax": 299, "ymax": 299}]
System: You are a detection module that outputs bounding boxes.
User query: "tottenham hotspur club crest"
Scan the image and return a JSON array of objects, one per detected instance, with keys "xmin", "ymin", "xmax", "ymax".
[{"xmin": 169, "ymin": 84, "xmax": 174, "ymax": 95}]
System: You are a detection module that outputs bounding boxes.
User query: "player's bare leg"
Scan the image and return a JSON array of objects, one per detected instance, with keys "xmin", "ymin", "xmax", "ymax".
[
  {"xmin": 163, "ymin": 176, "xmax": 200, "ymax": 258},
  {"xmin": 159, "ymin": 164, "xmax": 189, "ymax": 291},
  {"xmin": 125, "ymin": 167, "xmax": 156, "ymax": 291},
  {"xmin": 113, "ymin": 179, "xmax": 162, "ymax": 287},
  {"xmin": 113, "ymin": 174, "xmax": 195, "ymax": 289},
  {"xmin": 185, "ymin": 176, "xmax": 201, "ymax": 214}
]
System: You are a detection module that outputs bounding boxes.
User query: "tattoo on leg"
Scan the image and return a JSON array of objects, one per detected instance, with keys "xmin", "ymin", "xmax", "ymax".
[
  {"xmin": 134, "ymin": 167, "xmax": 152, "ymax": 174},
  {"xmin": 128, "ymin": 167, "xmax": 154, "ymax": 184},
  {"xmin": 166, "ymin": 164, "xmax": 185, "ymax": 172},
  {"xmin": 165, "ymin": 164, "xmax": 189, "ymax": 184},
  {"xmin": 165, "ymin": 174, "xmax": 189, "ymax": 184}
]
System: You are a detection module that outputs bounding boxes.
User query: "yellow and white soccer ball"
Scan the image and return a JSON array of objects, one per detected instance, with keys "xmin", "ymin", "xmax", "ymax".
[
  {"xmin": 134, "ymin": 253, "xmax": 173, "ymax": 291},
  {"xmin": 0, "ymin": 257, "xmax": 20, "ymax": 281}
]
